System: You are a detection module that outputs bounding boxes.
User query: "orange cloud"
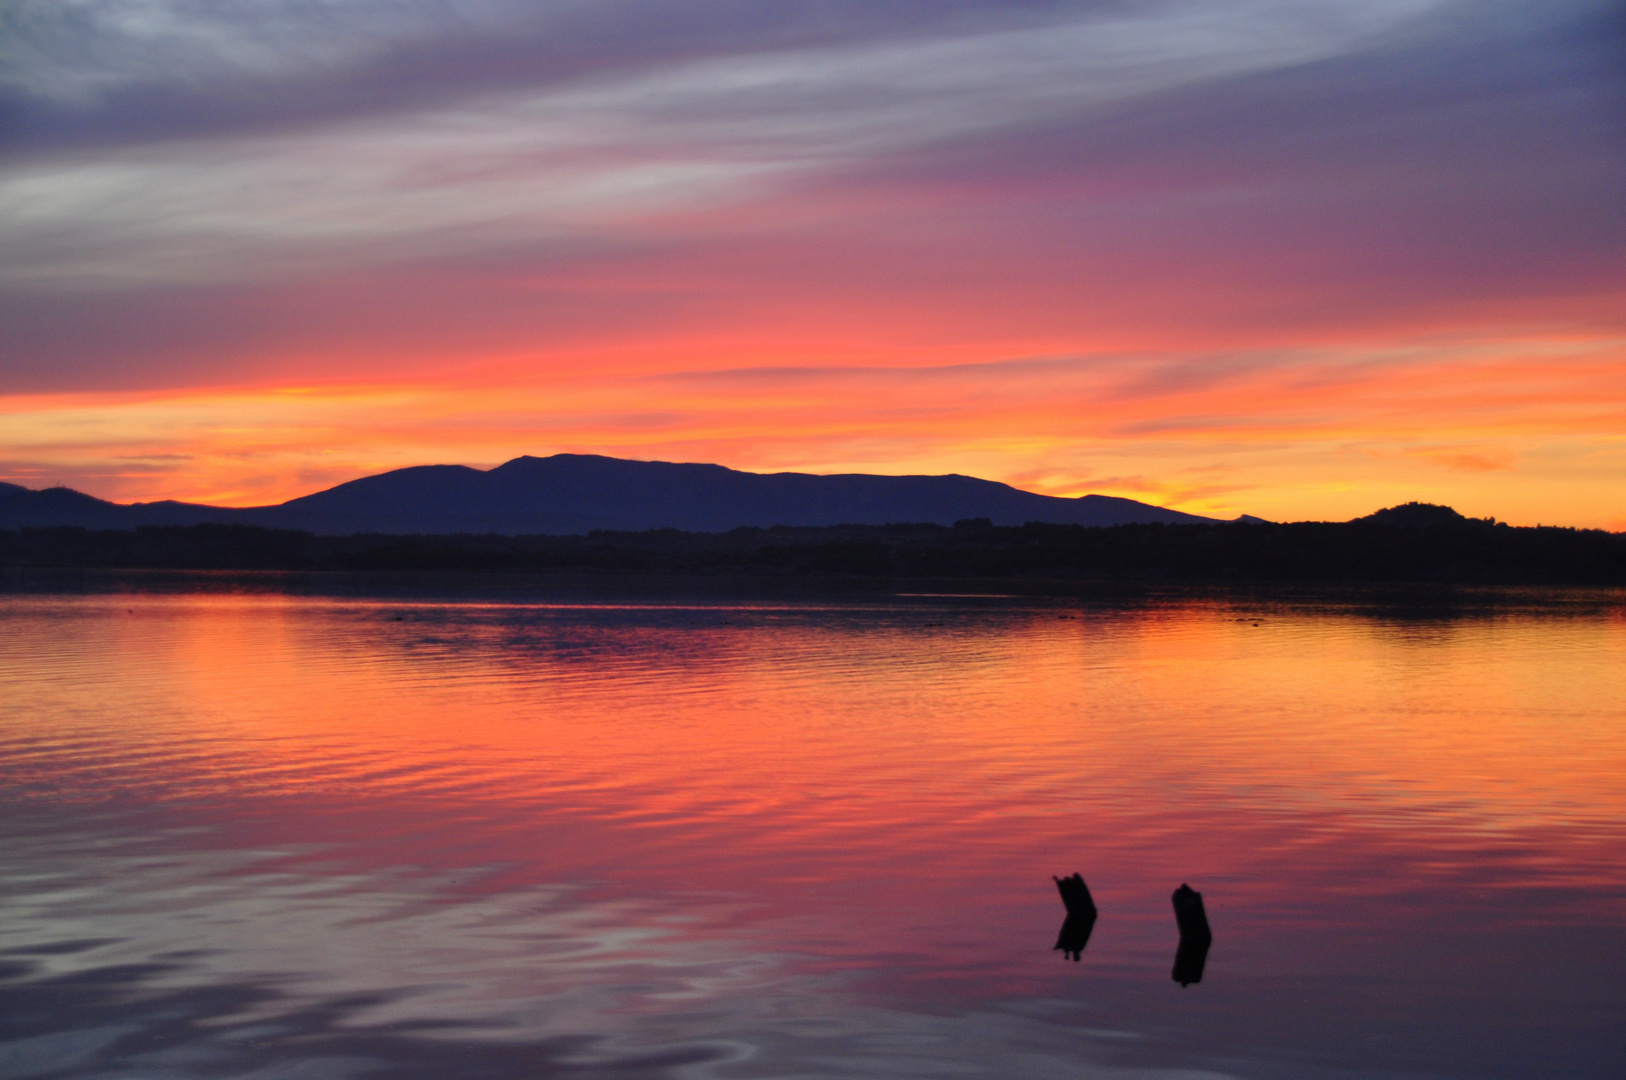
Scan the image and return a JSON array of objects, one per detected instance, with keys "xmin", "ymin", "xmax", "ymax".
[{"xmin": 1403, "ymin": 446, "xmax": 1518, "ymax": 473}]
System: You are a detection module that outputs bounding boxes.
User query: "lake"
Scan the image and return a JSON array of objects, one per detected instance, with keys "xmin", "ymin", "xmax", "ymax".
[{"xmin": 2, "ymin": 577, "xmax": 1623, "ymax": 1079}]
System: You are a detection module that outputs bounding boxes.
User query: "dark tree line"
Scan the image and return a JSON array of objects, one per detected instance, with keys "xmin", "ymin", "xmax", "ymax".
[{"xmin": 2, "ymin": 505, "xmax": 1623, "ymax": 585}]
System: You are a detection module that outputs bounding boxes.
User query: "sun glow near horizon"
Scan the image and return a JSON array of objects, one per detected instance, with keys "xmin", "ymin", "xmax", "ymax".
[{"xmin": 2, "ymin": 320, "xmax": 1622, "ymax": 527}]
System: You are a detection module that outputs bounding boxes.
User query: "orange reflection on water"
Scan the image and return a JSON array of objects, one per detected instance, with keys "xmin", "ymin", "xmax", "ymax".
[
  {"xmin": 6, "ymin": 591, "xmax": 1623, "ymax": 878},
  {"xmin": 4, "ymin": 586, "xmax": 1626, "ymax": 1076}
]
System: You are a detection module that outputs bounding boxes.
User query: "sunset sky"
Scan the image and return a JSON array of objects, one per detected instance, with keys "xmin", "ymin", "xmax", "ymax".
[{"xmin": 2, "ymin": 0, "xmax": 1622, "ymax": 526}]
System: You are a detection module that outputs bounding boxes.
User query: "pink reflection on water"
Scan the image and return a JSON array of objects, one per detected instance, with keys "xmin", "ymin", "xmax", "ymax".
[{"xmin": 1, "ymin": 588, "xmax": 1624, "ymax": 1077}]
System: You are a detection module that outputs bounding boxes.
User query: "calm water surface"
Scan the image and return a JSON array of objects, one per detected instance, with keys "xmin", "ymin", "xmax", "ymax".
[{"xmin": 2, "ymin": 580, "xmax": 1623, "ymax": 1079}]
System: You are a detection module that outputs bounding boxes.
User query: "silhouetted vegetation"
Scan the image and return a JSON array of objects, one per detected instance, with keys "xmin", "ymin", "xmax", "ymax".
[{"xmin": 2, "ymin": 505, "xmax": 1622, "ymax": 585}]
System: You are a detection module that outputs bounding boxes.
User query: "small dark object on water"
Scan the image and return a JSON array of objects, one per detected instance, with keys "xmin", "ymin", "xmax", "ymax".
[
  {"xmin": 1172, "ymin": 934, "xmax": 1210, "ymax": 987},
  {"xmin": 1054, "ymin": 873, "xmax": 1097, "ymax": 918},
  {"xmin": 1052, "ymin": 873, "xmax": 1098, "ymax": 961},
  {"xmin": 1171, "ymin": 883, "xmax": 1211, "ymax": 944},
  {"xmin": 1171, "ymin": 883, "xmax": 1212, "ymax": 986}
]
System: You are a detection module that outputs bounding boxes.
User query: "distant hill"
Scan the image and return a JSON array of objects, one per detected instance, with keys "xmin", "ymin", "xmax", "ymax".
[
  {"xmin": 0, "ymin": 454, "xmax": 1222, "ymax": 535},
  {"xmin": 1356, "ymin": 502, "xmax": 1474, "ymax": 527}
]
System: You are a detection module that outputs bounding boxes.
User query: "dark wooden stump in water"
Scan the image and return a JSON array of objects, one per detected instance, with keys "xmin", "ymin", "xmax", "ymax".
[
  {"xmin": 1170, "ymin": 883, "xmax": 1212, "ymax": 986},
  {"xmin": 1171, "ymin": 883, "xmax": 1211, "ymax": 944},
  {"xmin": 1052, "ymin": 873, "xmax": 1098, "ymax": 961},
  {"xmin": 1054, "ymin": 873, "xmax": 1098, "ymax": 919}
]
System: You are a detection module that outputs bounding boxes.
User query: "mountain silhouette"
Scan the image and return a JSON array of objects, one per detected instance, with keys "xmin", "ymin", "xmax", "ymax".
[
  {"xmin": 1356, "ymin": 502, "xmax": 1474, "ymax": 527},
  {"xmin": 0, "ymin": 454, "xmax": 1219, "ymax": 535}
]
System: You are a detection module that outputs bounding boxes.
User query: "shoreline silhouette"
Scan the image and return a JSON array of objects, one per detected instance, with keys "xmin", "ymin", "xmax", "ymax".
[{"xmin": 4, "ymin": 506, "xmax": 1622, "ymax": 586}]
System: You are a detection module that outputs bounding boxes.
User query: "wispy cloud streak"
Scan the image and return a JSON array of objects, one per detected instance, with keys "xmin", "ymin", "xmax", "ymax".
[{"xmin": 2, "ymin": 0, "xmax": 1444, "ymax": 286}]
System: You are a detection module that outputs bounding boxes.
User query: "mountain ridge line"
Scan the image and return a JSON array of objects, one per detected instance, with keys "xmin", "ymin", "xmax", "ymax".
[{"xmin": 0, "ymin": 453, "xmax": 1237, "ymax": 535}]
